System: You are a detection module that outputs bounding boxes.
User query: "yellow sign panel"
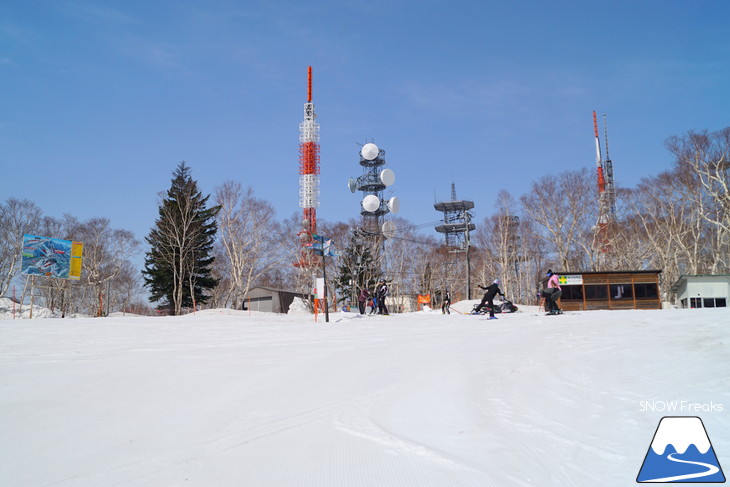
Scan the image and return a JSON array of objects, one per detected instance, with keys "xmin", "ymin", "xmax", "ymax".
[{"xmin": 69, "ymin": 241, "xmax": 83, "ymax": 280}]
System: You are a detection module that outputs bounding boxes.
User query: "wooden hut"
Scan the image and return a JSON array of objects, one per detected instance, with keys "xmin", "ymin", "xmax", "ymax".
[{"xmin": 545, "ymin": 270, "xmax": 662, "ymax": 311}]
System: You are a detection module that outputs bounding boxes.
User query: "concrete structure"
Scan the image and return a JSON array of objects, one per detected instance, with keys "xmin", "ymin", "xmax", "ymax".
[
  {"xmin": 544, "ymin": 270, "xmax": 662, "ymax": 311},
  {"xmin": 670, "ymin": 275, "xmax": 730, "ymax": 309},
  {"xmin": 243, "ymin": 287, "xmax": 313, "ymax": 314}
]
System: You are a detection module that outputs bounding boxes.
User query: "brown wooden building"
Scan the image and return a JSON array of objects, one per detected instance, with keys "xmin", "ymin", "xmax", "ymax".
[{"xmin": 546, "ymin": 270, "xmax": 662, "ymax": 311}]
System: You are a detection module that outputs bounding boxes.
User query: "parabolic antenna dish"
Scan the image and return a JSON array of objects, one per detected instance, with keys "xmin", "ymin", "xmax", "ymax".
[
  {"xmin": 361, "ymin": 143, "xmax": 379, "ymax": 161},
  {"xmin": 362, "ymin": 194, "xmax": 380, "ymax": 212},
  {"xmin": 347, "ymin": 177, "xmax": 357, "ymax": 193},
  {"xmin": 379, "ymin": 168, "xmax": 395, "ymax": 186},
  {"xmin": 382, "ymin": 221, "xmax": 397, "ymax": 239},
  {"xmin": 387, "ymin": 196, "xmax": 400, "ymax": 213}
]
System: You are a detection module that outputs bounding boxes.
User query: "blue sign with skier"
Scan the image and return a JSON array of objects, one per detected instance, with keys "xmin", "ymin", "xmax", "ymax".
[
  {"xmin": 307, "ymin": 234, "xmax": 340, "ymax": 257},
  {"xmin": 21, "ymin": 234, "xmax": 83, "ymax": 280},
  {"xmin": 637, "ymin": 416, "xmax": 725, "ymax": 483}
]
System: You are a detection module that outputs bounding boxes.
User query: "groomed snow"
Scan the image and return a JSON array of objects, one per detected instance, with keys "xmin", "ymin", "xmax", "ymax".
[{"xmin": 1, "ymin": 305, "xmax": 728, "ymax": 486}]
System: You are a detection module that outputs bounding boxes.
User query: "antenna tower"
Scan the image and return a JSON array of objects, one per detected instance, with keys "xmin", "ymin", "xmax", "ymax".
[
  {"xmin": 592, "ymin": 110, "xmax": 616, "ymax": 253},
  {"xmin": 603, "ymin": 114, "xmax": 617, "ymax": 218},
  {"xmin": 296, "ymin": 66, "xmax": 320, "ymax": 267},
  {"xmin": 347, "ymin": 142, "xmax": 399, "ymax": 273},
  {"xmin": 434, "ymin": 183, "xmax": 475, "ymax": 299}
]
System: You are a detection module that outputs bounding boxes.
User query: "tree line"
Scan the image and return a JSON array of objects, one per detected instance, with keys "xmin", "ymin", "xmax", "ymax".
[
  {"xmin": 0, "ymin": 199, "xmax": 142, "ymax": 316},
  {"xmin": 2, "ymin": 127, "xmax": 728, "ymax": 315}
]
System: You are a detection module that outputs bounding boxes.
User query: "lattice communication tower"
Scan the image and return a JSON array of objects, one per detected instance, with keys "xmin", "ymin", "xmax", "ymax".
[
  {"xmin": 434, "ymin": 183, "xmax": 475, "ymax": 298},
  {"xmin": 296, "ymin": 66, "xmax": 320, "ymax": 267}
]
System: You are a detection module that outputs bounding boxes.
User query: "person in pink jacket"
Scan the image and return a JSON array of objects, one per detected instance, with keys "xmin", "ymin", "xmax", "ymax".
[
  {"xmin": 541, "ymin": 269, "xmax": 563, "ymax": 314},
  {"xmin": 547, "ymin": 270, "xmax": 561, "ymax": 290}
]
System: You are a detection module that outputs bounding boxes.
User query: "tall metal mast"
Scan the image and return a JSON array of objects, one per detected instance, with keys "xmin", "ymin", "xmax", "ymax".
[
  {"xmin": 603, "ymin": 113, "xmax": 617, "ymax": 218},
  {"xmin": 593, "ymin": 110, "xmax": 614, "ymax": 254},
  {"xmin": 434, "ymin": 183, "xmax": 475, "ymax": 299},
  {"xmin": 296, "ymin": 66, "xmax": 321, "ymax": 267},
  {"xmin": 593, "ymin": 110, "xmax": 607, "ymax": 210},
  {"xmin": 300, "ymin": 66, "xmax": 320, "ymax": 235}
]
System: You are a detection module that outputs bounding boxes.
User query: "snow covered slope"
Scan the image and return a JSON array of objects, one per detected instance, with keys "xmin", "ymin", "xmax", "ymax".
[{"xmin": 1, "ymin": 307, "xmax": 728, "ymax": 486}]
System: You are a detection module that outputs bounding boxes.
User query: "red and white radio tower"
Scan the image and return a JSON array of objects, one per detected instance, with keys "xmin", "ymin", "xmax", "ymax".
[
  {"xmin": 297, "ymin": 66, "xmax": 320, "ymax": 266},
  {"xmin": 592, "ymin": 110, "xmax": 616, "ymax": 252}
]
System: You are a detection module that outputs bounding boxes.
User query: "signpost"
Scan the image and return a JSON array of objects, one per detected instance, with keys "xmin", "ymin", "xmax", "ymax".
[
  {"xmin": 20, "ymin": 234, "xmax": 83, "ymax": 319},
  {"xmin": 305, "ymin": 234, "xmax": 340, "ymax": 323},
  {"xmin": 311, "ymin": 235, "xmax": 330, "ymax": 323},
  {"xmin": 21, "ymin": 234, "xmax": 83, "ymax": 280}
]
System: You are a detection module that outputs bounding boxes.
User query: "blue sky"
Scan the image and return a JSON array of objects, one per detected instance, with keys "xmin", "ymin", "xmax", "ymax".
[{"xmin": 2, "ymin": 0, "xmax": 729, "ymax": 258}]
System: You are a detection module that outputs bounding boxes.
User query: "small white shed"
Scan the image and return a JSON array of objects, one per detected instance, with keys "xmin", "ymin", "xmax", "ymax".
[{"xmin": 670, "ymin": 275, "xmax": 730, "ymax": 309}]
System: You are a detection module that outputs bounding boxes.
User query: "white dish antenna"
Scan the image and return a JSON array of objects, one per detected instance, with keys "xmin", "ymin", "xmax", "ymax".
[
  {"xmin": 387, "ymin": 196, "xmax": 400, "ymax": 213},
  {"xmin": 347, "ymin": 177, "xmax": 357, "ymax": 193},
  {"xmin": 362, "ymin": 194, "xmax": 380, "ymax": 212},
  {"xmin": 379, "ymin": 168, "xmax": 395, "ymax": 186},
  {"xmin": 382, "ymin": 221, "xmax": 397, "ymax": 239},
  {"xmin": 361, "ymin": 143, "xmax": 379, "ymax": 161}
]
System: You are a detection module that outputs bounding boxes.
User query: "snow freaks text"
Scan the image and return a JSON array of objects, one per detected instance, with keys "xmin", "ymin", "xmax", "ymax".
[{"xmin": 639, "ymin": 401, "xmax": 724, "ymax": 413}]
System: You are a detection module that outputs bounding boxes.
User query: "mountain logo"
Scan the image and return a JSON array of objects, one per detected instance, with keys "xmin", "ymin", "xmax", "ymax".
[{"xmin": 637, "ymin": 416, "xmax": 725, "ymax": 483}]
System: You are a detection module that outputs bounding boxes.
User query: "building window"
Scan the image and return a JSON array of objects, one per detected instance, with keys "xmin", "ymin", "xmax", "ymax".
[
  {"xmin": 610, "ymin": 284, "xmax": 633, "ymax": 300},
  {"xmin": 690, "ymin": 297, "xmax": 702, "ymax": 308},
  {"xmin": 635, "ymin": 283, "xmax": 659, "ymax": 299},
  {"xmin": 701, "ymin": 298, "xmax": 727, "ymax": 308},
  {"xmin": 585, "ymin": 285, "xmax": 608, "ymax": 300},
  {"xmin": 681, "ymin": 298, "xmax": 687, "ymax": 308},
  {"xmin": 561, "ymin": 285, "xmax": 583, "ymax": 300}
]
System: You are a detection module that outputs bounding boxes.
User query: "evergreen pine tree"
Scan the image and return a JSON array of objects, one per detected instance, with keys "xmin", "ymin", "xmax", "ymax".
[{"xmin": 143, "ymin": 162, "xmax": 220, "ymax": 315}]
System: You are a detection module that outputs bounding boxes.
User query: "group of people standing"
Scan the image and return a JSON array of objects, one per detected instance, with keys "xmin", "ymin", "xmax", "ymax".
[
  {"xmin": 357, "ymin": 280, "xmax": 390, "ymax": 316},
  {"xmin": 356, "ymin": 269, "xmax": 563, "ymax": 317}
]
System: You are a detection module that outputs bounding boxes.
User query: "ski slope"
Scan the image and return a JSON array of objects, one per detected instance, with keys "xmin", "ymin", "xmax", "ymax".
[{"xmin": 1, "ymin": 304, "xmax": 728, "ymax": 486}]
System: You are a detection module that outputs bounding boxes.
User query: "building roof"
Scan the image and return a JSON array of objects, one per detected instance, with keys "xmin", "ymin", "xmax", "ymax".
[
  {"xmin": 246, "ymin": 286, "xmax": 313, "ymax": 296},
  {"xmin": 670, "ymin": 274, "xmax": 730, "ymax": 293},
  {"xmin": 558, "ymin": 270, "xmax": 663, "ymax": 275},
  {"xmin": 540, "ymin": 270, "xmax": 662, "ymax": 285}
]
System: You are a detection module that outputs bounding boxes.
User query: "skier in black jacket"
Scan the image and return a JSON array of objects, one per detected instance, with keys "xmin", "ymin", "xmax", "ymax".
[
  {"xmin": 376, "ymin": 280, "xmax": 390, "ymax": 315},
  {"xmin": 473, "ymin": 279, "xmax": 505, "ymax": 319},
  {"xmin": 441, "ymin": 289, "xmax": 451, "ymax": 314}
]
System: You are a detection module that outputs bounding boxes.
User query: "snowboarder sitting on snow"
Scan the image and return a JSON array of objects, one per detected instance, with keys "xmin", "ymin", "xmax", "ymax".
[
  {"xmin": 541, "ymin": 269, "xmax": 563, "ymax": 315},
  {"xmin": 473, "ymin": 279, "xmax": 505, "ymax": 319},
  {"xmin": 357, "ymin": 288, "xmax": 370, "ymax": 315}
]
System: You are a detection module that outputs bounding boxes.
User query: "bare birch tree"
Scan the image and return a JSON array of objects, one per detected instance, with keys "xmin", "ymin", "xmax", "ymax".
[
  {"xmin": 666, "ymin": 127, "xmax": 730, "ymax": 248},
  {"xmin": 65, "ymin": 216, "xmax": 140, "ymax": 315},
  {"xmin": 520, "ymin": 168, "xmax": 596, "ymax": 271},
  {"xmin": 0, "ymin": 198, "xmax": 43, "ymax": 295},
  {"xmin": 214, "ymin": 181, "xmax": 291, "ymax": 309}
]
